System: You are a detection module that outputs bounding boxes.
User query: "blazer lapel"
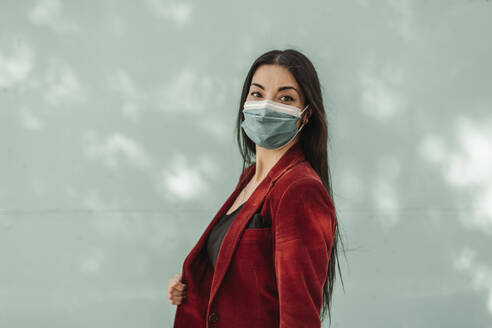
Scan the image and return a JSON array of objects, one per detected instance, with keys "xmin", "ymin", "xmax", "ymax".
[
  {"xmin": 207, "ymin": 142, "xmax": 306, "ymax": 307},
  {"xmin": 180, "ymin": 161, "xmax": 255, "ymax": 283},
  {"xmin": 181, "ymin": 142, "xmax": 306, "ymax": 308}
]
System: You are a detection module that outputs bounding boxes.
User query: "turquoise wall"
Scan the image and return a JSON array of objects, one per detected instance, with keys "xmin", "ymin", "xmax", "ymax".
[{"xmin": 1, "ymin": 0, "xmax": 492, "ymax": 327}]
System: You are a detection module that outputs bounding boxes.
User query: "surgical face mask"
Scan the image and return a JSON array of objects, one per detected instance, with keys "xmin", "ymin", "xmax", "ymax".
[{"xmin": 240, "ymin": 99, "xmax": 309, "ymax": 150}]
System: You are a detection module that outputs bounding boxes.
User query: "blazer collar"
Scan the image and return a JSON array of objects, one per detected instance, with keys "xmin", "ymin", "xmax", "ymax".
[{"xmin": 182, "ymin": 142, "xmax": 306, "ymax": 308}]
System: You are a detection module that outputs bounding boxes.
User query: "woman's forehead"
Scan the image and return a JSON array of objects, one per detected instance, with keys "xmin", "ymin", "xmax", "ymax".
[{"xmin": 251, "ymin": 65, "xmax": 299, "ymax": 89}]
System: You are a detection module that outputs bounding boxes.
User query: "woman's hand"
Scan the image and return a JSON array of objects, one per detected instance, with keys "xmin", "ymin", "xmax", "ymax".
[{"xmin": 168, "ymin": 273, "xmax": 187, "ymax": 305}]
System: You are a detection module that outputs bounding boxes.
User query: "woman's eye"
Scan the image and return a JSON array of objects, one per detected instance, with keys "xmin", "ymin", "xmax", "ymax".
[
  {"xmin": 280, "ymin": 95, "xmax": 294, "ymax": 102},
  {"xmin": 250, "ymin": 91, "xmax": 262, "ymax": 97}
]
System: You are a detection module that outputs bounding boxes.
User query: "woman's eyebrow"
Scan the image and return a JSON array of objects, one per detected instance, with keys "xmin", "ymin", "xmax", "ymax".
[{"xmin": 251, "ymin": 82, "xmax": 300, "ymax": 96}]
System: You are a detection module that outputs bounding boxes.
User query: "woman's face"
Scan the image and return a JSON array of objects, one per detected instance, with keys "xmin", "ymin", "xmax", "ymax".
[{"xmin": 246, "ymin": 64, "xmax": 308, "ymax": 128}]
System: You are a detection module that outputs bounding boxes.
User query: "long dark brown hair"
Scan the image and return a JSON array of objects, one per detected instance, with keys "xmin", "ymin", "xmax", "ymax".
[{"xmin": 234, "ymin": 48, "xmax": 346, "ymax": 326}]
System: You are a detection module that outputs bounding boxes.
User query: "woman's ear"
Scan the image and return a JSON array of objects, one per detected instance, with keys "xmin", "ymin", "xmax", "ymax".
[{"xmin": 303, "ymin": 106, "xmax": 312, "ymax": 125}]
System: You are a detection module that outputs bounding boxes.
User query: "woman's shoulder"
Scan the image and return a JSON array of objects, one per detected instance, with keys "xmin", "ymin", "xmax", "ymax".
[
  {"xmin": 276, "ymin": 161, "xmax": 323, "ymax": 188},
  {"xmin": 266, "ymin": 161, "xmax": 336, "ymax": 234},
  {"xmin": 268, "ymin": 161, "xmax": 326, "ymax": 204}
]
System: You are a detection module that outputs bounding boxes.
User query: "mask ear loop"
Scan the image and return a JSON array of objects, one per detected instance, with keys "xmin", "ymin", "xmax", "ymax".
[
  {"xmin": 299, "ymin": 103, "xmax": 310, "ymax": 123},
  {"xmin": 300, "ymin": 104, "xmax": 309, "ymax": 114},
  {"xmin": 297, "ymin": 103, "xmax": 310, "ymax": 128},
  {"xmin": 297, "ymin": 103, "xmax": 310, "ymax": 134}
]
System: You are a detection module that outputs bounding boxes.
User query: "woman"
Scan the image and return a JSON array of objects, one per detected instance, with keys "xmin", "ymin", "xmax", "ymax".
[{"xmin": 169, "ymin": 49, "xmax": 344, "ymax": 328}]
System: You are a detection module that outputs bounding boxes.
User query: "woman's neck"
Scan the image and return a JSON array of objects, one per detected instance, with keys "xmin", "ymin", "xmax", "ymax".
[{"xmin": 252, "ymin": 142, "xmax": 296, "ymax": 184}]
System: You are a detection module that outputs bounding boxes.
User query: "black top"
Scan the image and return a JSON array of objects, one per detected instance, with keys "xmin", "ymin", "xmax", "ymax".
[{"xmin": 207, "ymin": 202, "xmax": 245, "ymax": 269}]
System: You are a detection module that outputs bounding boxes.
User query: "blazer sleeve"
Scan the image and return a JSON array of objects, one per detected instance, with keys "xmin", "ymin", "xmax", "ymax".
[{"xmin": 272, "ymin": 177, "xmax": 337, "ymax": 328}]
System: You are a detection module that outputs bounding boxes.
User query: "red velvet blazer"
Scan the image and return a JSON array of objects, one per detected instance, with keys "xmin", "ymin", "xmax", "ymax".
[{"xmin": 173, "ymin": 142, "xmax": 337, "ymax": 328}]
